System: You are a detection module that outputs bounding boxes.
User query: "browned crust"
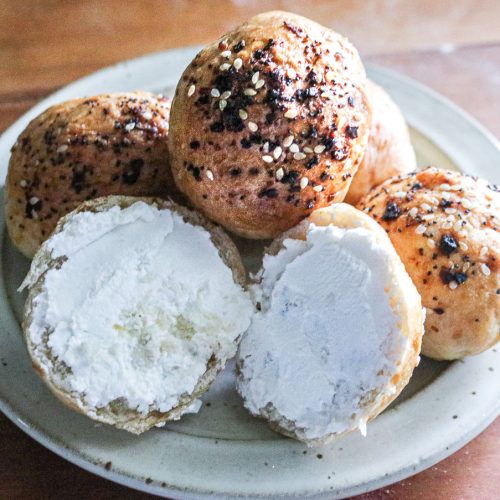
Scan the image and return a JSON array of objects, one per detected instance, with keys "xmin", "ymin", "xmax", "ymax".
[
  {"xmin": 6, "ymin": 92, "xmax": 177, "ymax": 259},
  {"xmin": 23, "ymin": 195, "xmax": 248, "ymax": 434},
  {"xmin": 345, "ymin": 79, "xmax": 416, "ymax": 205},
  {"xmin": 169, "ymin": 11, "xmax": 371, "ymax": 240},
  {"xmin": 357, "ymin": 167, "xmax": 500, "ymax": 360}
]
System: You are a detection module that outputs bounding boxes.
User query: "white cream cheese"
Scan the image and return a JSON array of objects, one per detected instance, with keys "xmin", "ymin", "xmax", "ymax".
[
  {"xmin": 23, "ymin": 202, "xmax": 253, "ymax": 415},
  {"xmin": 237, "ymin": 223, "xmax": 409, "ymax": 440}
]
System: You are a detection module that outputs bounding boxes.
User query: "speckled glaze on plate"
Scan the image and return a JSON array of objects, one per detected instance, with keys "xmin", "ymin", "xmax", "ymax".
[{"xmin": 0, "ymin": 47, "xmax": 499, "ymax": 499}]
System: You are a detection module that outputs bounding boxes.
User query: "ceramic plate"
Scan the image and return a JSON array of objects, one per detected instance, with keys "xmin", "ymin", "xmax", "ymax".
[{"xmin": 0, "ymin": 47, "xmax": 499, "ymax": 499}]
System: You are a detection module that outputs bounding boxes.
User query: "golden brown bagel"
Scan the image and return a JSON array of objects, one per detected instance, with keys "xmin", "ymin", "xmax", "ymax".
[
  {"xmin": 345, "ymin": 80, "xmax": 416, "ymax": 205},
  {"xmin": 358, "ymin": 167, "xmax": 499, "ymax": 360},
  {"xmin": 169, "ymin": 11, "xmax": 371, "ymax": 239},
  {"xmin": 6, "ymin": 92, "xmax": 174, "ymax": 258}
]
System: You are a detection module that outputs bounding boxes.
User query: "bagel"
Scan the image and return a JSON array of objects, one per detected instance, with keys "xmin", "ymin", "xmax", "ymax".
[
  {"xmin": 21, "ymin": 196, "xmax": 253, "ymax": 433},
  {"xmin": 345, "ymin": 80, "xmax": 416, "ymax": 205},
  {"xmin": 169, "ymin": 11, "xmax": 371, "ymax": 239},
  {"xmin": 6, "ymin": 92, "xmax": 175, "ymax": 258},
  {"xmin": 357, "ymin": 167, "xmax": 499, "ymax": 360},
  {"xmin": 237, "ymin": 203, "xmax": 423, "ymax": 445}
]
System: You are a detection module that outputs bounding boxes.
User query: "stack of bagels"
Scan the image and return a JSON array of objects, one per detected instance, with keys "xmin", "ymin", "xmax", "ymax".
[{"xmin": 5, "ymin": 12, "xmax": 498, "ymax": 444}]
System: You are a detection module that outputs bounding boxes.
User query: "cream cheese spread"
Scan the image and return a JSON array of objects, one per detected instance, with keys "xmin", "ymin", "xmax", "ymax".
[
  {"xmin": 238, "ymin": 223, "xmax": 408, "ymax": 440},
  {"xmin": 23, "ymin": 202, "xmax": 253, "ymax": 414}
]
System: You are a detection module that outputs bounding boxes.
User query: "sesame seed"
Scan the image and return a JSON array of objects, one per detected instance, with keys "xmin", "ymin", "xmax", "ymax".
[
  {"xmin": 244, "ymin": 88, "xmax": 257, "ymax": 96},
  {"xmin": 31, "ymin": 211, "xmax": 38, "ymax": 220},
  {"xmin": 294, "ymin": 152, "xmax": 306, "ymax": 160},
  {"xmin": 459, "ymin": 241, "xmax": 469, "ymax": 251},
  {"xmin": 427, "ymin": 239, "xmax": 436, "ymax": 248},
  {"xmin": 29, "ymin": 196, "xmax": 40, "ymax": 205},
  {"xmin": 206, "ymin": 170, "xmax": 214, "ymax": 181},
  {"xmin": 219, "ymin": 63, "xmax": 231, "ymax": 71},
  {"xmin": 462, "ymin": 262, "xmax": 470, "ymax": 272},
  {"xmin": 408, "ymin": 207, "xmax": 419, "ymax": 218},
  {"xmin": 220, "ymin": 90, "xmax": 231, "ymax": 99},
  {"xmin": 313, "ymin": 185, "xmax": 323, "ymax": 192},
  {"xmin": 461, "ymin": 198, "xmax": 472, "ymax": 209},
  {"xmin": 453, "ymin": 222, "xmax": 463, "ymax": 231},
  {"xmin": 142, "ymin": 111, "xmax": 153, "ymax": 120},
  {"xmin": 321, "ymin": 91, "xmax": 334, "ymax": 99},
  {"xmin": 445, "ymin": 207, "xmax": 457, "ymax": 214},
  {"xmin": 289, "ymin": 143, "xmax": 299, "ymax": 153},
  {"xmin": 187, "ymin": 84, "xmax": 196, "ymax": 96},
  {"xmin": 449, "ymin": 281, "xmax": 458, "ymax": 290},
  {"xmin": 211, "ymin": 88, "xmax": 220, "ymax": 98},
  {"xmin": 219, "ymin": 100, "xmax": 227, "ymax": 111},
  {"xmin": 422, "ymin": 214, "xmax": 435, "ymax": 221},
  {"xmin": 303, "ymin": 147, "xmax": 313, "ymax": 154},
  {"xmin": 125, "ymin": 122, "xmax": 135, "ymax": 132},
  {"xmin": 441, "ymin": 221, "xmax": 454, "ymax": 230},
  {"xmin": 480, "ymin": 246, "xmax": 489, "ymax": 257},
  {"xmin": 288, "ymin": 68, "xmax": 297, "ymax": 79},
  {"xmin": 441, "ymin": 191, "xmax": 451, "ymax": 200},
  {"xmin": 19, "ymin": 179, "xmax": 27, "ymax": 188},
  {"xmin": 423, "ymin": 194, "xmax": 438, "ymax": 204},
  {"xmin": 262, "ymin": 142, "xmax": 269, "ymax": 153},
  {"xmin": 480, "ymin": 263, "xmax": 491, "ymax": 276},
  {"xmin": 283, "ymin": 136, "xmax": 294, "ymax": 148},
  {"xmin": 421, "ymin": 203, "xmax": 432, "ymax": 211},
  {"xmin": 395, "ymin": 191, "xmax": 406, "ymax": 198},
  {"xmin": 451, "ymin": 184, "xmax": 461, "ymax": 191},
  {"xmin": 276, "ymin": 168, "xmax": 284, "ymax": 180},
  {"xmin": 248, "ymin": 121, "xmax": 258, "ymax": 132},
  {"xmin": 284, "ymin": 109, "xmax": 298, "ymax": 119},
  {"xmin": 233, "ymin": 58, "xmax": 243, "ymax": 70},
  {"xmin": 415, "ymin": 224, "xmax": 427, "ymax": 235},
  {"xmin": 314, "ymin": 145, "xmax": 326, "ymax": 154},
  {"xmin": 262, "ymin": 155, "xmax": 273, "ymax": 163},
  {"xmin": 255, "ymin": 79, "xmax": 265, "ymax": 89},
  {"xmin": 239, "ymin": 109, "xmax": 248, "ymax": 120},
  {"xmin": 440, "ymin": 183, "xmax": 451, "ymax": 191},
  {"xmin": 56, "ymin": 144, "xmax": 68, "ymax": 153},
  {"xmin": 344, "ymin": 159, "xmax": 353, "ymax": 170},
  {"xmin": 251, "ymin": 71, "xmax": 260, "ymax": 84},
  {"xmin": 221, "ymin": 50, "xmax": 231, "ymax": 58},
  {"xmin": 273, "ymin": 146, "xmax": 282, "ymax": 159},
  {"xmin": 300, "ymin": 177, "xmax": 309, "ymax": 189}
]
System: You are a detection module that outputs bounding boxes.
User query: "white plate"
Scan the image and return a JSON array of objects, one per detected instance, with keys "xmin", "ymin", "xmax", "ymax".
[{"xmin": 0, "ymin": 47, "xmax": 499, "ymax": 499}]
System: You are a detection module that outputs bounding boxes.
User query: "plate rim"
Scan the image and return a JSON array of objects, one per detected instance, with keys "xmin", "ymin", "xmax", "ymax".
[{"xmin": 0, "ymin": 46, "xmax": 499, "ymax": 500}]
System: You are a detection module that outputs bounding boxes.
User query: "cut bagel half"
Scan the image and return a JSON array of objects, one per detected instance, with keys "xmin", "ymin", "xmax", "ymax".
[
  {"xmin": 21, "ymin": 196, "xmax": 253, "ymax": 434},
  {"xmin": 237, "ymin": 203, "xmax": 424, "ymax": 446}
]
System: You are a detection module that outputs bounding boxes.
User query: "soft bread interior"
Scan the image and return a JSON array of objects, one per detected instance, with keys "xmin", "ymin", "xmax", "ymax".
[
  {"xmin": 237, "ymin": 203, "xmax": 423, "ymax": 445},
  {"xmin": 22, "ymin": 196, "xmax": 253, "ymax": 433}
]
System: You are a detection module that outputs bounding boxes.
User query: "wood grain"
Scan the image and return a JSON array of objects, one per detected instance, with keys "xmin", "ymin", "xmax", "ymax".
[
  {"xmin": 1, "ymin": 0, "xmax": 500, "ymax": 95},
  {"xmin": 0, "ymin": 1, "xmax": 499, "ymax": 498}
]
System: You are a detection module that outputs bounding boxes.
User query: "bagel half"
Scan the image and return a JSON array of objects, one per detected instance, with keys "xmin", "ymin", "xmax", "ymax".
[
  {"xmin": 21, "ymin": 195, "xmax": 253, "ymax": 433},
  {"xmin": 237, "ymin": 203, "xmax": 424, "ymax": 446}
]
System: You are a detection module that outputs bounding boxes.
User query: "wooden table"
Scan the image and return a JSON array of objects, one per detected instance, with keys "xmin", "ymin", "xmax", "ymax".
[{"xmin": 1, "ymin": 1, "xmax": 498, "ymax": 498}]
